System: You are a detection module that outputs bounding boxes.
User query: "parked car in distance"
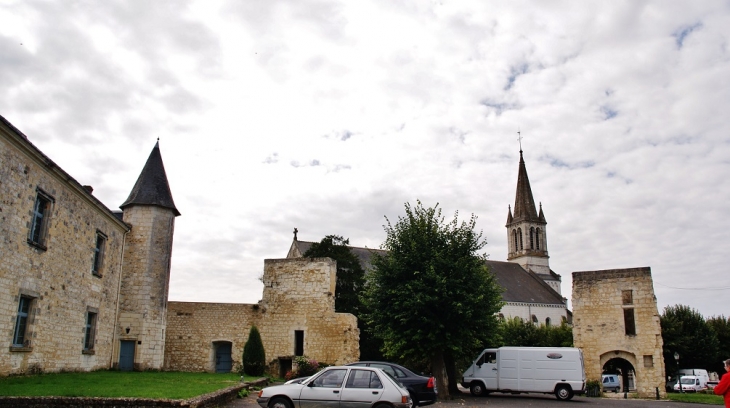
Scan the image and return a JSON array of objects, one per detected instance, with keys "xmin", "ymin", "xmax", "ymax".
[
  {"xmin": 257, "ymin": 366, "xmax": 412, "ymax": 408},
  {"xmin": 347, "ymin": 361, "xmax": 437, "ymax": 406},
  {"xmin": 602, "ymin": 374, "xmax": 620, "ymax": 392}
]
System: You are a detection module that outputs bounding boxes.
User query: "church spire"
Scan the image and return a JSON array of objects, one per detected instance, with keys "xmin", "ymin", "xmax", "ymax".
[{"xmin": 512, "ymin": 150, "xmax": 540, "ymax": 223}]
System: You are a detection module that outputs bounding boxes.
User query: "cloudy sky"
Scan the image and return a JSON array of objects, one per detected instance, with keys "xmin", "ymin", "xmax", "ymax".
[{"xmin": 2, "ymin": 1, "xmax": 728, "ymax": 317}]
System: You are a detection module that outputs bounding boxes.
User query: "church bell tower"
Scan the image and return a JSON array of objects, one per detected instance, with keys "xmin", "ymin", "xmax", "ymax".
[{"xmin": 506, "ymin": 148, "xmax": 552, "ymax": 279}]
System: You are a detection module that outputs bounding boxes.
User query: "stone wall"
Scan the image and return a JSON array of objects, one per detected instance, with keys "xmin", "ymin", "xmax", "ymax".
[
  {"xmin": 572, "ymin": 267, "xmax": 666, "ymax": 398},
  {"xmin": 165, "ymin": 257, "xmax": 359, "ymax": 373},
  {"xmin": 0, "ymin": 126, "xmax": 129, "ymax": 375}
]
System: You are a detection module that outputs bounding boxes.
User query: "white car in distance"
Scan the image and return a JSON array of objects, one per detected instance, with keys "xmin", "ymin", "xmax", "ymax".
[{"xmin": 258, "ymin": 365, "xmax": 413, "ymax": 408}]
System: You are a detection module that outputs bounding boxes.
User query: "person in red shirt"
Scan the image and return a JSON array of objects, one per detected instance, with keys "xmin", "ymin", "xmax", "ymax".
[{"xmin": 715, "ymin": 359, "xmax": 730, "ymax": 407}]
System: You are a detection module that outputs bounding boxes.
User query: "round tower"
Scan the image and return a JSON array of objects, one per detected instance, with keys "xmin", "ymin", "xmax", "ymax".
[{"xmin": 116, "ymin": 142, "xmax": 180, "ymax": 370}]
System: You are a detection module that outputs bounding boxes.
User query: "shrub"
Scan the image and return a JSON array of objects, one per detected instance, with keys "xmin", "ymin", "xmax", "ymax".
[
  {"xmin": 243, "ymin": 325, "xmax": 266, "ymax": 376},
  {"xmin": 293, "ymin": 356, "xmax": 320, "ymax": 378}
]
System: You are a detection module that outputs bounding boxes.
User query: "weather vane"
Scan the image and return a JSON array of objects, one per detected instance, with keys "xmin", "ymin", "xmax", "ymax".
[{"xmin": 517, "ymin": 129, "xmax": 523, "ymax": 152}]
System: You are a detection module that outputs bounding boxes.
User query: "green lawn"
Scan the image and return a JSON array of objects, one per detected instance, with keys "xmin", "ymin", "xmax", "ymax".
[
  {"xmin": 0, "ymin": 371, "xmax": 260, "ymax": 399},
  {"xmin": 666, "ymin": 391, "xmax": 724, "ymax": 405}
]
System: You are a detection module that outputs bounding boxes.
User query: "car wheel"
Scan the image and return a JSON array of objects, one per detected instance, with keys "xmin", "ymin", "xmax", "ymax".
[
  {"xmin": 555, "ymin": 384, "xmax": 574, "ymax": 401},
  {"xmin": 470, "ymin": 382, "xmax": 486, "ymax": 397},
  {"xmin": 408, "ymin": 390, "xmax": 418, "ymax": 407},
  {"xmin": 269, "ymin": 397, "xmax": 293, "ymax": 408}
]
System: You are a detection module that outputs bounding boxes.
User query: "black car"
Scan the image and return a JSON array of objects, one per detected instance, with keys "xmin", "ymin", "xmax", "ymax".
[{"xmin": 347, "ymin": 361, "xmax": 437, "ymax": 406}]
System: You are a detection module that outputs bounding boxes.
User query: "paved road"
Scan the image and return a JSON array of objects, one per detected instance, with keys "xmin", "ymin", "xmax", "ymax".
[{"xmin": 224, "ymin": 391, "xmax": 702, "ymax": 408}]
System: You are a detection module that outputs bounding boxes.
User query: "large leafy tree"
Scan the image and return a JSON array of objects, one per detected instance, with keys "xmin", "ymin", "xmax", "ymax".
[
  {"xmin": 302, "ymin": 235, "xmax": 383, "ymax": 360},
  {"xmin": 362, "ymin": 201, "xmax": 504, "ymax": 399},
  {"xmin": 660, "ymin": 305, "xmax": 719, "ymax": 376},
  {"xmin": 303, "ymin": 235, "xmax": 365, "ymax": 316},
  {"xmin": 707, "ymin": 315, "xmax": 730, "ymax": 376}
]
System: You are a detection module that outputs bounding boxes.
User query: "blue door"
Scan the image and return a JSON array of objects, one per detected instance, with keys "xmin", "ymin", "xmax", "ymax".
[
  {"xmin": 119, "ymin": 341, "xmax": 135, "ymax": 371},
  {"xmin": 215, "ymin": 342, "xmax": 233, "ymax": 373}
]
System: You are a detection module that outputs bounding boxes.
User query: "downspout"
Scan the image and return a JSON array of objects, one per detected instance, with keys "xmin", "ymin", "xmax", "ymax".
[{"xmin": 110, "ymin": 228, "xmax": 129, "ymax": 369}]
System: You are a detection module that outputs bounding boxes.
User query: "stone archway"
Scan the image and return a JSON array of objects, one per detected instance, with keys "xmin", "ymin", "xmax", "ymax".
[{"xmin": 602, "ymin": 354, "xmax": 636, "ymax": 392}]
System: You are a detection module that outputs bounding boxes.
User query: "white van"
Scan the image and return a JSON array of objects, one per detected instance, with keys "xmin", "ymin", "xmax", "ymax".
[
  {"xmin": 679, "ymin": 369, "xmax": 710, "ymax": 385},
  {"xmin": 461, "ymin": 347, "xmax": 586, "ymax": 401},
  {"xmin": 674, "ymin": 375, "xmax": 707, "ymax": 392}
]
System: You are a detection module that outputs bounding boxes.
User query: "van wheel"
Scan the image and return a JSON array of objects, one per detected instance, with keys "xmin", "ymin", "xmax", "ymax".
[
  {"xmin": 555, "ymin": 384, "xmax": 574, "ymax": 401},
  {"xmin": 470, "ymin": 382, "xmax": 487, "ymax": 397}
]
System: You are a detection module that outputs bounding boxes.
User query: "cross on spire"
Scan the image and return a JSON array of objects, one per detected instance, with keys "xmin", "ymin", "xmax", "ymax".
[{"xmin": 517, "ymin": 129, "xmax": 523, "ymax": 153}]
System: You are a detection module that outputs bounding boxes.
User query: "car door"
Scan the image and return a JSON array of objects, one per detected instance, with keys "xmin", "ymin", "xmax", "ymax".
[
  {"xmin": 299, "ymin": 368, "xmax": 347, "ymax": 408},
  {"xmin": 473, "ymin": 351, "xmax": 498, "ymax": 389},
  {"xmin": 340, "ymin": 369, "xmax": 385, "ymax": 408}
]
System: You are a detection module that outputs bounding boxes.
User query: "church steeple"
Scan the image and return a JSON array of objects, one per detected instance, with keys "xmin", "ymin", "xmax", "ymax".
[{"xmin": 506, "ymin": 148, "xmax": 549, "ymax": 274}]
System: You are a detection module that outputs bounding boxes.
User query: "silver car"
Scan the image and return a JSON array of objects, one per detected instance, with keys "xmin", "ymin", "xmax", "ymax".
[{"xmin": 258, "ymin": 366, "xmax": 413, "ymax": 408}]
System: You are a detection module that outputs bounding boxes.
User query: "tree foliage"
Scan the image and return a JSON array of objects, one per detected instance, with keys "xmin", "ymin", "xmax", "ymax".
[
  {"xmin": 707, "ymin": 315, "xmax": 730, "ymax": 375},
  {"xmin": 303, "ymin": 235, "xmax": 365, "ymax": 316},
  {"xmin": 498, "ymin": 317, "xmax": 573, "ymax": 347},
  {"xmin": 660, "ymin": 305, "xmax": 719, "ymax": 376},
  {"xmin": 243, "ymin": 325, "xmax": 266, "ymax": 376},
  {"xmin": 362, "ymin": 201, "xmax": 504, "ymax": 399}
]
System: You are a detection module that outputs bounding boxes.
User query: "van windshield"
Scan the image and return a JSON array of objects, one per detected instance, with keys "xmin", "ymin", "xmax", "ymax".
[{"xmin": 680, "ymin": 377, "xmax": 697, "ymax": 385}]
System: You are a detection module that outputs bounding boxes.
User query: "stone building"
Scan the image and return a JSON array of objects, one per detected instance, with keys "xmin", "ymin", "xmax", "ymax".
[
  {"xmin": 572, "ymin": 268, "xmax": 666, "ymax": 398},
  {"xmin": 0, "ymin": 114, "xmax": 179, "ymax": 375},
  {"xmin": 164, "ymin": 257, "xmax": 359, "ymax": 376}
]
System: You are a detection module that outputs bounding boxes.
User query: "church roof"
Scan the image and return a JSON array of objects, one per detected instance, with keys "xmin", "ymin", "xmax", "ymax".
[
  {"xmin": 485, "ymin": 260, "xmax": 565, "ymax": 305},
  {"xmin": 120, "ymin": 142, "xmax": 180, "ymax": 216},
  {"xmin": 510, "ymin": 150, "xmax": 542, "ymax": 224},
  {"xmin": 288, "ymin": 239, "xmax": 387, "ymax": 272}
]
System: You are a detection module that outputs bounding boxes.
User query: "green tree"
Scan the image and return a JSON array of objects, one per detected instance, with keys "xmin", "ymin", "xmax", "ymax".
[
  {"xmin": 243, "ymin": 325, "xmax": 266, "ymax": 376},
  {"xmin": 660, "ymin": 305, "xmax": 719, "ymax": 376},
  {"xmin": 498, "ymin": 317, "xmax": 572, "ymax": 347},
  {"xmin": 707, "ymin": 315, "xmax": 730, "ymax": 375},
  {"xmin": 302, "ymin": 235, "xmax": 383, "ymax": 360},
  {"xmin": 362, "ymin": 201, "xmax": 504, "ymax": 399},
  {"xmin": 302, "ymin": 235, "xmax": 365, "ymax": 315}
]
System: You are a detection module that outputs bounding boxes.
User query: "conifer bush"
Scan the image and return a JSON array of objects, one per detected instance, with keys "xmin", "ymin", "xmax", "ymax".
[{"xmin": 243, "ymin": 325, "xmax": 266, "ymax": 376}]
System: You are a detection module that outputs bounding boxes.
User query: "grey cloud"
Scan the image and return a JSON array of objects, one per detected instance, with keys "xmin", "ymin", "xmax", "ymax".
[
  {"xmin": 673, "ymin": 22, "xmax": 702, "ymax": 49},
  {"xmin": 505, "ymin": 63, "xmax": 529, "ymax": 91},
  {"xmin": 542, "ymin": 155, "xmax": 595, "ymax": 170},
  {"xmin": 264, "ymin": 153, "xmax": 279, "ymax": 164}
]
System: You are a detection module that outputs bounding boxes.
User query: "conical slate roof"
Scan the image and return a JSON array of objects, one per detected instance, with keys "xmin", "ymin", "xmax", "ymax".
[
  {"xmin": 511, "ymin": 150, "xmax": 540, "ymax": 223},
  {"xmin": 120, "ymin": 142, "xmax": 180, "ymax": 216}
]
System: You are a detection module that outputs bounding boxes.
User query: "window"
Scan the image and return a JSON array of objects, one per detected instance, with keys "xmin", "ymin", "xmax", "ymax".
[
  {"xmin": 624, "ymin": 308, "xmax": 636, "ymax": 335},
  {"xmin": 346, "ymin": 369, "xmax": 383, "ymax": 389},
  {"xmin": 512, "ymin": 230, "xmax": 518, "ymax": 252},
  {"xmin": 84, "ymin": 310, "xmax": 98, "ymax": 352},
  {"xmin": 531, "ymin": 314, "xmax": 538, "ymax": 325},
  {"xmin": 622, "ymin": 290, "xmax": 633, "ymax": 305},
  {"xmin": 29, "ymin": 191, "xmax": 53, "ymax": 248},
  {"xmin": 545, "ymin": 317, "xmax": 551, "ymax": 327},
  {"xmin": 517, "ymin": 228, "xmax": 523, "ymax": 250},
  {"xmin": 311, "ymin": 369, "xmax": 346, "ymax": 388},
  {"xmin": 92, "ymin": 232, "xmax": 107, "ymax": 277},
  {"xmin": 295, "ymin": 330, "xmax": 304, "ymax": 356},
  {"xmin": 529, "ymin": 227, "xmax": 535, "ymax": 249},
  {"xmin": 498, "ymin": 313, "xmax": 505, "ymax": 321},
  {"xmin": 536, "ymin": 228, "xmax": 541, "ymax": 249},
  {"xmin": 643, "ymin": 355, "xmax": 653, "ymax": 368},
  {"xmin": 13, "ymin": 297, "xmax": 33, "ymax": 347}
]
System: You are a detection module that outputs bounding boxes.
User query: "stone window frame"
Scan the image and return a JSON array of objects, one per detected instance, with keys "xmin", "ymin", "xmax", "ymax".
[
  {"xmin": 11, "ymin": 289, "xmax": 40, "ymax": 352},
  {"xmin": 643, "ymin": 355, "xmax": 653, "ymax": 368},
  {"xmin": 92, "ymin": 230, "xmax": 107, "ymax": 278},
  {"xmin": 294, "ymin": 330, "xmax": 304, "ymax": 356},
  {"xmin": 512, "ymin": 229, "xmax": 518, "ymax": 252},
  {"xmin": 83, "ymin": 307, "xmax": 99, "ymax": 354},
  {"xmin": 517, "ymin": 228, "xmax": 523, "ymax": 250},
  {"xmin": 623, "ymin": 308, "xmax": 636, "ymax": 336},
  {"xmin": 529, "ymin": 227, "xmax": 535, "ymax": 249},
  {"xmin": 28, "ymin": 188, "xmax": 54, "ymax": 250},
  {"xmin": 535, "ymin": 228, "xmax": 541, "ymax": 250}
]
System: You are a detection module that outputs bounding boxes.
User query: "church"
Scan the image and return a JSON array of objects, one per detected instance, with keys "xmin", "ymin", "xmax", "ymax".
[{"xmin": 288, "ymin": 148, "xmax": 570, "ymax": 327}]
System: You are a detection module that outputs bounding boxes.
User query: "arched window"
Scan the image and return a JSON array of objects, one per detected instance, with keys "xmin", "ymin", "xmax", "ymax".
[
  {"xmin": 498, "ymin": 313, "xmax": 504, "ymax": 321},
  {"xmin": 529, "ymin": 227, "xmax": 535, "ymax": 249},
  {"xmin": 512, "ymin": 229, "xmax": 518, "ymax": 252},
  {"xmin": 531, "ymin": 315, "xmax": 538, "ymax": 325},
  {"xmin": 545, "ymin": 317, "xmax": 551, "ymax": 327},
  {"xmin": 517, "ymin": 228, "xmax": 523, "ymax": 250},
  {"xmin": 536, "ymin": 228, "xmax": 541, "ymax": 250}
]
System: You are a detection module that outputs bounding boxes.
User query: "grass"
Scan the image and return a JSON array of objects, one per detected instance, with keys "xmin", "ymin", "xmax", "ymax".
[
  {"xmin": 666, "ymin": 391, "xmax": 724, "ymax": 405},
  {"xmin": 0, "ymin": 371, "xmax": 261, "ymax": 399}
]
